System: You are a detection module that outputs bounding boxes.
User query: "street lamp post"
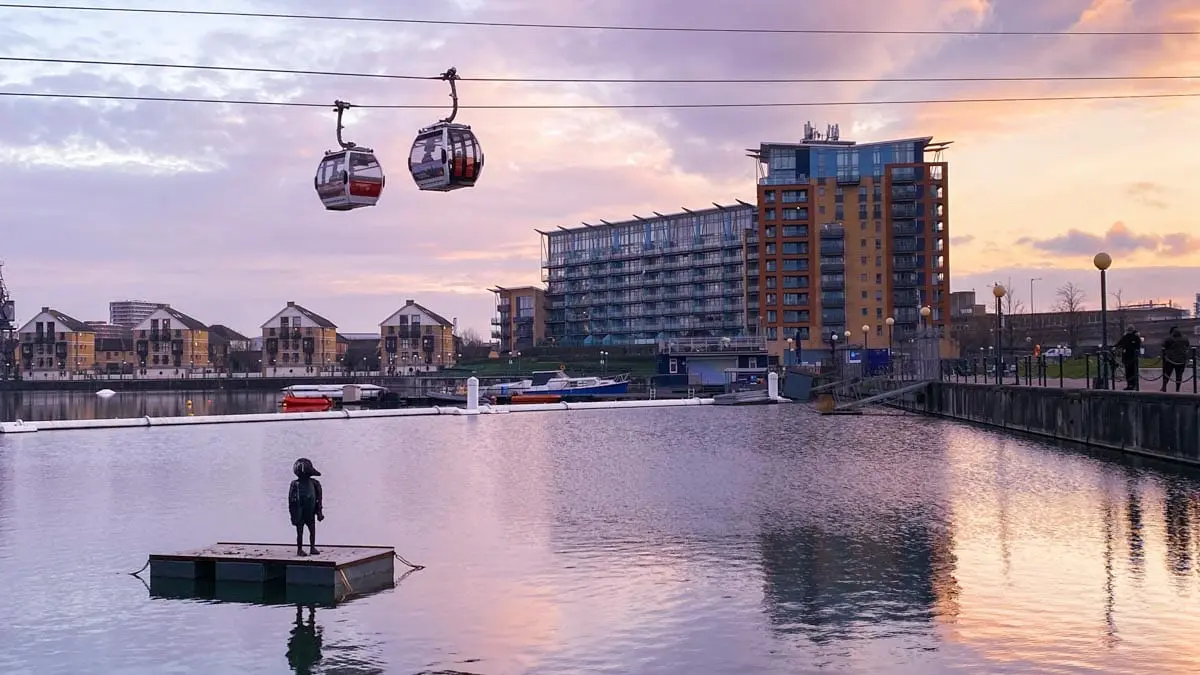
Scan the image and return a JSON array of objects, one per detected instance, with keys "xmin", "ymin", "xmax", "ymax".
[
  {"xmin": 1030, "ymin": 277, "xmax": 1042, "ymax": 315},
  {"xmin": 860, "ymin": 325, "xmax": 871, "ymax": 374},
  {"xmin": 993, "ymin": 284, "xmax": 1007, "ymax": 384},
  {"xmin": 600, "ymin": 350, "xmax": 608, "ymax": 376},
  {"xmin": 1094, "ymin": 251, "xmax": 1112, "ymax": 389},
  {"xmin": 919, "ymin": 306, "xmax": 932, "ymax": 379},
  {"xmin": 829, "ymin": 332, "xmax": 839, "ymax": 377},
  {"xmin": 785, "ymin": 338, "xmax": 794, "ymax": 366},
  {"xmin": 884, "ymin": 317, "xmax": 895, "ymax": 375}
]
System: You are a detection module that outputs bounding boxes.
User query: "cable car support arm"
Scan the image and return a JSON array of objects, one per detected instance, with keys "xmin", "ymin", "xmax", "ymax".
[
  {"xmin": 439, "ymin": 67, "xmax": 459, "ymax": 124},
  {"xmin": 333, "ymin": 99, "xmax": 357, "ymax": 150}
]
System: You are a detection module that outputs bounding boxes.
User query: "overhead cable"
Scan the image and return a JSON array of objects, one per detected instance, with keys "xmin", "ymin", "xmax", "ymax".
[
  {"xmin": 4, "ymin": 55, "xmax": 1199, "ymax": 85},
  {"xmin": 0, "ymin": 3, "xmax": 1196, "ymax": 36},
  {"xmin": 1, "ymin": 90, "xmax": 1197, "ymax": 109}
]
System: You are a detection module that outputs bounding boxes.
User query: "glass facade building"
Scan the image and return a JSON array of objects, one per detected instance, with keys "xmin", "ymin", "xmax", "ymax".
[{"xmin": 540, "ymin": 203, "xmax": 756, "ymax": 346}]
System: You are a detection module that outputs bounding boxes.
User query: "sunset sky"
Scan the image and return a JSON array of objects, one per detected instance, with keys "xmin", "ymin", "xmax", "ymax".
[{"xmin": 1, "ymin": 0, "xmax": 1198, "ymax": 337}]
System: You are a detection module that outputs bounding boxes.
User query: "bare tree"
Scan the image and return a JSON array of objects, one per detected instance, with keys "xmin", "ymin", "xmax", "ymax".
[
  {"xmin": 455, "ymin": 327, "xmax": 491, "ymax": 360},
  {"xmin": 458, "ymin": 327, "xmax": 484, "ymax": 346},
  {"xmin": 1112, "ymin": 288, "xmax": 1127, "ymax": 333},
  {"xmin": 1055, "ymin": 282, "xmax": 1087, "ymax": 350}
]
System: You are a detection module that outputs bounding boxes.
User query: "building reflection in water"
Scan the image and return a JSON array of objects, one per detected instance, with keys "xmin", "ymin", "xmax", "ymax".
[
  {"xmin": 0, "ymin": 390, "xmax": 281, "ymax": 422},
  {"xmin": 758, "ymin": 513, "xmax": 959, "ymax": 648}
]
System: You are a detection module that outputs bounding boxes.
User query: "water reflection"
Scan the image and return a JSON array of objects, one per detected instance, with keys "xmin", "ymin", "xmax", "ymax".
[
  {"xmin": 0, "ymin": 390, "xmax": 280, "ymax": 421},
  {"xmin": 5, "ymin": 408, "xmax": 1200, "ymax": 672},
  {"xmin": 144, "ymin": 573, "xmax": 402, "ymax": 674},
  {"xmin": 1126, "ymin": 469, "xmax": 1146, "ymax": 579},
  {"xmin": 287, "ymin": 605, "xmax": 323, "ymax": 675},
  {"xmin": 760, "ymin": 517, "xmax": 958, "ymax": 647},
  {"xmin": 1165, "ymin": 478, "xmax": 1192, "ymax": 580}
]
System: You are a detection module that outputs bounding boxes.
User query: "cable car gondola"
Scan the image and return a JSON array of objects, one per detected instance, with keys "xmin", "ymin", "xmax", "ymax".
[
  {"xmin": 408, "ymin": 67, "xmax": 484, "ymax": 192},
  {"xmin": 314, "ymin": 100, "xmax": 385, "ymax": 211}
]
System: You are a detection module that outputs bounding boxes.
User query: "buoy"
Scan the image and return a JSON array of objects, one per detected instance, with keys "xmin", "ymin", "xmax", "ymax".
[{"xmin": 96, "ymin": 389, "xmax": 116, "ymax": 397}]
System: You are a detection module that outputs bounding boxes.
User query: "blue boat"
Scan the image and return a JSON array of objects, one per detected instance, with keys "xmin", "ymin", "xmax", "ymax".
[{"xmin": 483, "ymin": 370, "xmax": 630, "ymax": 397}]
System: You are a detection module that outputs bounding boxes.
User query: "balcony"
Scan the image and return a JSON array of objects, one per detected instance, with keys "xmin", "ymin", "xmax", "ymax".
[
  {"xmin": 892, "ymin": 220, "xmax": 920, "ymax": 236},
  {"xmin": 892, "ymin": 290, "xmax": 920, "ymax": 306},
  {"xmin": 892, "ymin": 273, "xmax": 919, "ymax": 287},
  {"xmin": 836, "ymin": 171, "xmax": 861, "ymax": 185},
  {"xmin": 820, "ymin": 293, "xmax": 845, "ymax": 307},
  {"xmin": 821, "ymin": 310, "xmax": 846, "ymax": 324},
  {"xmin": 892, "ymin": 255, "xmax": 918, "ymax": 270},
  {"xmin": 819, "ymin": 256, "xmax": 845, "ymax": 273},
  {"xmin": 891, "ymin": 184, "xmax": 921, "ymax": 200},
  {"xmin": 818, "ymin": 222, "xmax": 845, "ymax": 238},
  {"xmin": 892, "ymin": 203, "xmax": 919, "ymax": 219},
  {"xmin": 890, "ymin": 167, "xmax": 918, "ymax": 183},
  {"xmin": 892, "ymin": 237, "xmax": 919, "ymax": 253},
  {"xmin": 820, "ymin": 278, "xmax": 845, "ymax": 291}
]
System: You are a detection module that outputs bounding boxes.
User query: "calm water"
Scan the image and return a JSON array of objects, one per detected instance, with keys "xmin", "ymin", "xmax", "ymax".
[
  {"xmin": 2, "ymin": 404, "xmax": 1200, "ymax": 674},
  {"xmin": 0, "ymin": 390, "xmax": 282, "ymax": 421}
]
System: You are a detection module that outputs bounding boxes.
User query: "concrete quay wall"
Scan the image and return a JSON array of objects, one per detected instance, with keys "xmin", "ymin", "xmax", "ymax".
[{"xmin": 897, "ymin": 382, "xmax": 1200, "ymax": 466}]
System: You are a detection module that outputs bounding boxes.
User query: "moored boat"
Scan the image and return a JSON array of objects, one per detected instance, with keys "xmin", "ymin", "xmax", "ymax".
[
  {"xmin": 482, "ymin": 370, "xmax": 630, "ymax": 396},
  {"xmin": 281, "ymin": 395, "xmax": 333, "ymax": 412}
]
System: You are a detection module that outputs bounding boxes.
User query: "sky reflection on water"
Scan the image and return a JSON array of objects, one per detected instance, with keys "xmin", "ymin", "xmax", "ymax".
[{"xmin": 0, "ymin": 405, "xmax": 1199, "ymax": 673}]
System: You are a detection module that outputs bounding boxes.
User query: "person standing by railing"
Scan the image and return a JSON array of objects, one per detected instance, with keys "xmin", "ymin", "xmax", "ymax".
[
  {"xmin": 1114, "ymin": 326, "xmax": 1143, "ymax": 390},
  {"xmin": 1160, "ymin": 326, "xmax": 1190, "ymax": 393}
]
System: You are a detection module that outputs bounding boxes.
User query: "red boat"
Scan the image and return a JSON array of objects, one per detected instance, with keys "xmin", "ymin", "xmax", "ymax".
[{"xmin": 281, "ymin": 395, "xmax": 333, "ymax": 412}]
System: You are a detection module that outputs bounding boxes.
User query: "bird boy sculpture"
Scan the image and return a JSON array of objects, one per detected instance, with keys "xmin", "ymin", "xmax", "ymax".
[{"xmin": 288, "ymin": 457, "xmax": 325, "ymax": 556}]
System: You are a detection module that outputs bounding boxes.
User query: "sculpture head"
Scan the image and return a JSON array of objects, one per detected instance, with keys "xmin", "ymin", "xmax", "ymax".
[{"xmin": 293, "ymin": 457, "xmax": 321, "ymax": 478}]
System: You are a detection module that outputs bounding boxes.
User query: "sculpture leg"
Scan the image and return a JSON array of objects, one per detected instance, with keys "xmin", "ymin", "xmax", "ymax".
[
  {"xmin": 307, "ymin": 517, "xmax": 319, "ymax": 555},
  {"xmin": 296, "ymin": 524, "xmax": 306, "ymax": 556}
]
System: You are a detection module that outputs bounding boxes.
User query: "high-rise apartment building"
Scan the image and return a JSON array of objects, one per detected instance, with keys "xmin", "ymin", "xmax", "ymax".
[
  {"xmin": 541, "ymin": 203, "xmax": 755, "ymax": 345},
  {"xmin": 748, "ymin": 122, "xmax": 950, "ymax": 356},
  {"xmin": 109, "ymin": 300, "xmax": 165, "ymax": 328}
]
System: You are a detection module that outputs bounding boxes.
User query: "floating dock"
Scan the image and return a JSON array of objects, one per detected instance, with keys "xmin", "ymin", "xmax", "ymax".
[
  {"xmin": 147, "ymin": 542, "xmax": 396, "ymax": 604},
  {"xmin": 0, "ymin": 375, "xmax": 791, "ymax": 433}
]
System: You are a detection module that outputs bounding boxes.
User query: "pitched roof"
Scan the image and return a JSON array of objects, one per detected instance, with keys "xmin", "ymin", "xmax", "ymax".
[
  {"xmin": 380, "ymin": 299, "xmax": 453, "ymax": 327},
  {"xmin": 297, "ymin": 305, "xmax": 337, "ymax": 328},
  {"xmin": 264, "ymin": 301, "xmax": 336, "ymax": 329},
  {"xmin": 208, "ymin": 324, "xmax": 250, "ymax": 342},
  {"xmin": 37, "ymin": 308, "xmax": 92, "ymax": 332},
  {"xmin": 160, "ymin": 306, "xmax": 207, "ymax": 331}
]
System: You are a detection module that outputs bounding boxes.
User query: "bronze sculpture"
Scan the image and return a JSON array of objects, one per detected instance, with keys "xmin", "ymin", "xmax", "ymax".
[{"xmin": 288, "ymin": 458, "xmax": 325, "ymax": 556}]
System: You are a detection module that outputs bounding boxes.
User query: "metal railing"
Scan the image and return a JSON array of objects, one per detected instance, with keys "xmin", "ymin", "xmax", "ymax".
[{"xmin": 941, "ymin": 347, "xmax": 1200, "ymax": 393}]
